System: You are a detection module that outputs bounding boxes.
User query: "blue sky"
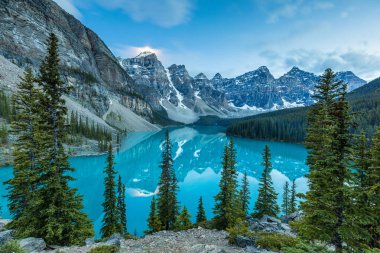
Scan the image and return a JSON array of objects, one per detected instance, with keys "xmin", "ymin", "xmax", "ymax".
[{"xmin": 54, "ymin": 0, "xmax": 380, "ymax": 81}]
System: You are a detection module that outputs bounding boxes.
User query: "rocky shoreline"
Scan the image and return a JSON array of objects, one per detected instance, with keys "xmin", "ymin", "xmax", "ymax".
[{"xmin": 0, "ymin": 213, "xmax": 302, "ymax": 253}]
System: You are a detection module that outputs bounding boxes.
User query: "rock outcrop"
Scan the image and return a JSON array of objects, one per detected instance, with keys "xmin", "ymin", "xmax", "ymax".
[{"xmin": 0, "ymin": 0, "xmax": 158, "ymax": 131}]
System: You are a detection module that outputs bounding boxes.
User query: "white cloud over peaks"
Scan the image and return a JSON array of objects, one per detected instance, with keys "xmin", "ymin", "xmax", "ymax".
[
  {"xmin": 52, "ymin": 0, "xmax": 83, "ymax": 20},
  {"xmin": 265, "ymin": 0, "xmax": 334, "ymax": 23},
  {"xmin": 113, "ymin": 45, "xmax": 164, "ymax": 59},
  {"xmin": 96, "ymin": 0, "xmax": 194, "ymax": 27}
]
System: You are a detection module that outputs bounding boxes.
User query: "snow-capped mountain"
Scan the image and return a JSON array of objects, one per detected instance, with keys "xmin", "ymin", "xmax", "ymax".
[
  {"xmin": 119, "ymin": 53, "xmax": 366, "ymax": 124},
  {"xmin": 120, "ymin": 52, "xmax": 229, "ymax": 123}
]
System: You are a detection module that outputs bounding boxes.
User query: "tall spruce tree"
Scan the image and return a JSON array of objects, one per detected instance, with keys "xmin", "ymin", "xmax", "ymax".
[
  {"xmin": 368, "ymin": 127, "xmax": 380, "ymax": 248},
  {"xmin": 288, "ymin": 179, "xmax": 297, "ymax": 214},
  {"xmin": 196, "ymin": 196, "xmax": 207, "ymax": 223},
  {"xmin": 117, "ymin": 175, "xmax": 127, "ymax": 235},
  {"xmin": 253, "ymin": 145, "xmax": 279, "ymax": 218},
  {"xmin": 239, "ymin": 171, "xmax": 250, "ymax": 217},
  {"xmin": 157, "ymin": 130, "xmax": 178, "ymax": 230},
  {"xmin": 101, "ymin": 144, "xmax": 118, "ymax": 238},
  {"xmin": 176, "ymin": 206, "xmax": 192, "ymax": 230},
  {"xmin": 5, "ymin": 69, "xmax": 40, "ymax": 224},
  {"xmin": 10, "ymin": 33, "xmax": 93, "ymax": 245},
  {"xmin": 213, "ymin": 139, "xmax": 242, "ymax": 229},
  {"xmin": 146, "ymin": 197, "xmax": 161, "ymax": 234},
  {"xmin": 281, "ymin": 181, "xmax": 290, "ymax": 216},
  {"xmin": 346, "ymin": 132, "xmax": 376, "ymax": 248},
  {"xmin": 299, "ymin": 69, "xmax": 351, "ymax": 252}
]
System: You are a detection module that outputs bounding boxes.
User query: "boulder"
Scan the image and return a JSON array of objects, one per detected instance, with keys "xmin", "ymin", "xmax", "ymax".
[
  {"xmin": 0, "ymin": 219, "xmax": 12, "ymax": 232},
  {"xmin": 0, "ymin": 229, "xmax": 15, "ymax": 244},
  {"xmin": 248, "ymin": 216, "xmax": 294, "ymax": 236},
  {"xmin": 235, "ymin": 235, "xmax": 256, "ymax": 248},
  {"xmin": 104, "ymin": 233, "xmax": 122, "ymax": 247},
  {"xmin": 85, "ymin": 238, "xmax": 95, "ymax": 246},
  {"xmin": 280, "ymin": 212, "xmax": 301, "ymax": 223},
  {"xmin": 19, "ymin": 237, "xmax": 46, "ymax": 253}
]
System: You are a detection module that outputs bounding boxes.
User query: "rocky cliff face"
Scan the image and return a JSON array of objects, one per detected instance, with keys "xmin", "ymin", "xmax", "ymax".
[
  {"xmin": 120, "ymin": 52, "xmax": 229, "ymax": 123},
  {"xmin": 0, "ymin": 0, "xmax": 156, "ymax": 130},
  {"xmin": 120, "ymin": 51, "xmax": 366, "ymax": 122}
]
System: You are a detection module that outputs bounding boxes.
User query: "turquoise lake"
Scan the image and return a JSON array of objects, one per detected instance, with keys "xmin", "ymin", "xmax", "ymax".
[{"xmin": 0, "ymin": 126, "xmax": 308, "ymax": 236}]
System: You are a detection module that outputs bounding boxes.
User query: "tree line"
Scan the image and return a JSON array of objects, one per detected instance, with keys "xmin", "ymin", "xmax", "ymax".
[
  {"xmin": 143, "ymin": 130, "xmax": 298, "ymax": 234},
  {"xmin": 226, "ymin": 77, "xmax": 380, "ymax": 143}
]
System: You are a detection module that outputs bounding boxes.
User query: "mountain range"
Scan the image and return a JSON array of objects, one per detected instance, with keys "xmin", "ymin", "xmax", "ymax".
[
  {"xmin": 0, "ymin": 0, "xmax": 367, "ymax": 130},
  {"xmin": 119, "ymin": 52, "xmax": 366, "ymax": 123}
]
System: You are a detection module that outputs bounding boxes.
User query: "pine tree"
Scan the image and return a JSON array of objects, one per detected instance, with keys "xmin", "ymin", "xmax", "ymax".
[
  {"xmin": 345, "ymin": 131, "xmax": 376, "ymax": 248},
  {"xmin": 157, "ymin": 129, "xmax": 178, "ymax": 230},
  {"xmin": 10, "ymin": 34, "xmax": 94, "ymax": 245},
  {"xmin": 288, "ymin": 179, "xmax": 297, "ymax": 214},
  {"xmin": 101, "ymin": 144, "xmax": 118, "ymax": 238},
  {"xmin": 299, "ymin": 69, "xmax": 351, "ymax": 252},
  {"xmin": 281, "ymin": 181, "xmax": 290, "ymax": 216},
  {"xmin": 117, "ymin": 175, "xmax": 127, "ymax": 236},
  {"xmin": 176, "ymin": 206, "xmax": 192, "ymax": 230},
  {"xmin": 253, "ymin": 145, "xmax": 279, "ymax": 218},
  {"xmin": 368, "ymin": 128, "xmax": 380, "ymax": 248},
  {"xmin": 146, "ymin": 197, "xmax": 161, "ymax": 234},
  {"xmin": 5, "ymin": 69, "xmax": 40, "ymax": 224},
  {"xmin": 213, "ymin": 139, "xmax": 242, "ymax": 229},
  {"xmin": 196, "ymin": 196, "xmax": 207, "ymax": 223},
  {"xmin": 239, "ymin": 171, "xmax": 250, "ymax": 217}
]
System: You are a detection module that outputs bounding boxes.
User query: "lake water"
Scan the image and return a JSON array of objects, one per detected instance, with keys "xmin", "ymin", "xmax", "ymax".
[{"xmin": 0, "ymin": 126, "xmax": 308, "ymax": 236}]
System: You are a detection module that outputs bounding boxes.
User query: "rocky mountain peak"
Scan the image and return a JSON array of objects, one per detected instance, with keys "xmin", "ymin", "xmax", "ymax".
[
  {"xmin": 336, "ymin": 71, "xmax": 367, "ymax": 91},
  {"xmin": 212, "ymin": 73, "xmax": 223, "ymax": 80},
  {"xmin": 194, "ymin": 73, "xmax": 208, "ymax": 80},
  {"xmin": 136, "ymin": 51, "xmax": 156, "ymax": 59},
  {"xmin": 257, "ymin": 66, "xmax": 270, "ymax": 73}
]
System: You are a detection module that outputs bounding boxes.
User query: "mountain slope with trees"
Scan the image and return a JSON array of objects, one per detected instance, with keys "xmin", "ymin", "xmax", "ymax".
[{"xmin": 226, "ymin": 77, "xmax": 380, "ymax": 142}]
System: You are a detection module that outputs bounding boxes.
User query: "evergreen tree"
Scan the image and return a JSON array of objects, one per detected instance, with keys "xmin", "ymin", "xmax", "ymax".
[
  {"xmin": 253, "ymin": 145, "xmax": 279, "ymax": 218},
  {"xmin": 10, "ymin": 34, "xmax": 93, "ymax": 245},
  {"xmin": 176, "ymin": 206, "xmax": 192, "ymax": 230},
  {"xmin": 101, "ymin": 144, "xmax": 118, "ymax": 238},
  {"xmin": 117, "ymin": 175, "xmax": 127, "ymax": 236},
  {"xmin": 368, "ymin": 128, "xmax": 380, "ymax": 248},
  {"xmin": 5, "ymin": 69, "xmax": 40, "ymax": 224},
  {"xmin": 288, "ymin": 179, "xmax": 297, "ymax": 214},
  {"xmin": 299, "ymin": 69, "xmax": 352, "ymax": 252},
  {"xmin": 0, "ymin": 124, "xmax": 8, "ymax": 144},
  {"xmin": 239, "ymin": 171, "xmax": 250, "ymax": 217},
  {"xmin": 196, "ymin": 196, "xmax": 207, "ymax": 223},
  {"xmin": 281, "ymin": 181, "xmax": 290, "ymax": 216},
  {"xmin": 157, "ymin": 130, "xmax": 178, "ymax": 230},
  {"xmin": 346, "ymin": 132, "xmax": 376, "ymax": 248},
  {"xmin": 213, "ymin": 139, "xmax": 242, "ymax": 229},
  {"xmin": 146, "ymin": 197, "xmax": 161, "ymax": 234}
]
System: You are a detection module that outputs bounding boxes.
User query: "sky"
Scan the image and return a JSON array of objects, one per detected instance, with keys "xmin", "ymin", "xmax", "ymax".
[{"xmin": 53, "ymin": 0, "xmax": 380, "ymax": 81}]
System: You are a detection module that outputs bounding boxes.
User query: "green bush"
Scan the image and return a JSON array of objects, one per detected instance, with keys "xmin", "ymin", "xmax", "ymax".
[
  {"xmin": 282, "ymin": 241, "xmax": 333, "ymax": 253},
  {"xmin": 255, "ymin": 233, "xmax": 300, "ymax": 251},
  {"xmin": 364, "ymin": 249, "xmax": 380, "ymax": 253},
  {"xmin": 0, "ymin": 240, "xmax": 25, "ymax": 253},
  {"xmin": 226, "ymin": 219, "xmax": 250, "ymax": 244},
  {"xmin": 87, "ymin": 245, "xmax": 119, "ymax": 253}
]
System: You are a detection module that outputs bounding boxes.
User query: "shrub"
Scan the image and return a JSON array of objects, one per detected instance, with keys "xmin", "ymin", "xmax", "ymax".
[
  {"xmin": 282, "ymin": 241, "xmax": 333, "ymax": 253},
  {"xmin": 254, "ymin": 233, "xmax": 300, "ymax": 251},
  {"xmin": 226, "ymin": 219, "xmax": 250, "ymax": 244},
  {"xmin": 88, "ymin": 245, "xmax": 119, "ymax": 253},
  {"xmin": 0, "ymin": 240, "xmax": 25, "ymax": 253}
]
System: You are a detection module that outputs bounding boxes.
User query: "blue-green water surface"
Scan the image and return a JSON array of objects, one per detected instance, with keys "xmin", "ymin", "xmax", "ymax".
[{"xmin": 0, "ymin": 126, "xmax": 308, "ymax": 236}]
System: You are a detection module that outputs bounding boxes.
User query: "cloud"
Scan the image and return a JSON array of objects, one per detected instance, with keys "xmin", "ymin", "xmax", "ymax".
[
  {"xmin": 265, "ymin": 49, "xmax": 380, "ymax": 81},
  {"xmin": 52, "ymin": 0, "xmax": 83, "ymax": 20},
  {"xmin": 113, "ymin": 45, "xmax": 164, "ymax": 58},
  {"xmin": 263, "ymin": 0, "xmax": 334, "ymax": 23},
  {"xmin": 96, "ymin": 0, "xmax": 194, "ymax": 27}
]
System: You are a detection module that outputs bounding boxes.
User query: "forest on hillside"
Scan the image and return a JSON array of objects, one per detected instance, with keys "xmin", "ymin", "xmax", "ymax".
[{"xmin": 226, "ymin": 78, "xmax": 380, "ymax": 142}]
